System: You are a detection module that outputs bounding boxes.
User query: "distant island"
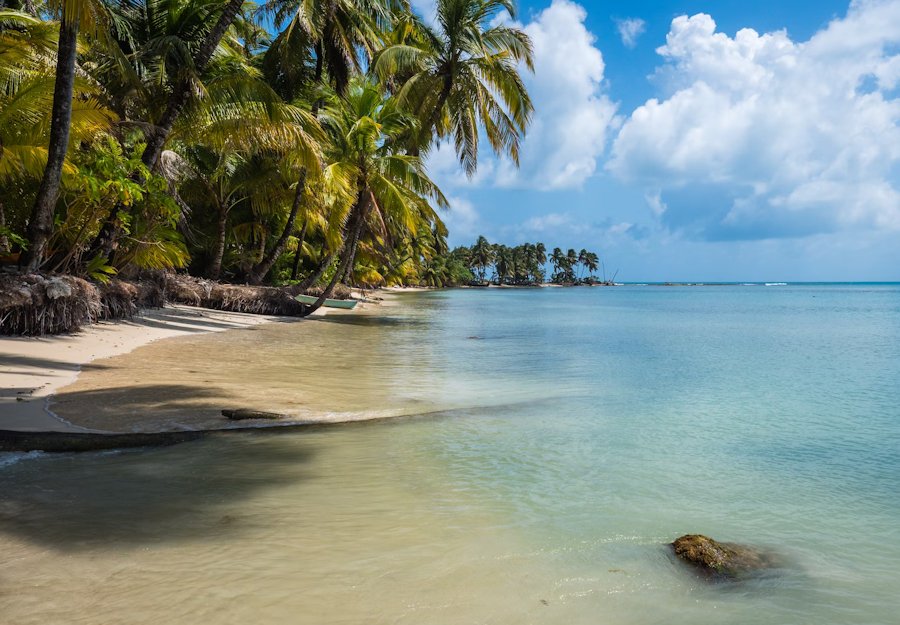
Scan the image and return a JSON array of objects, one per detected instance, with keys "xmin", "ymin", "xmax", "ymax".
[{"xmin": 435, "ymin": 236, "xmax": 613, "ymax": 287}]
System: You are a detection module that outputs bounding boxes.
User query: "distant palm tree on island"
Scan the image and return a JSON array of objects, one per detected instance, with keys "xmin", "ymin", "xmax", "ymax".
[{"xmin": 449, "ymin": 236, "xmax": 609, "ymax": 286}]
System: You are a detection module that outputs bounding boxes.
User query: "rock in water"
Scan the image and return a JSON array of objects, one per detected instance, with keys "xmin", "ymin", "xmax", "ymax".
[
  {"xmin": 221, "ymin": 409, "xmax": 287, "ymax": 421},
  {"xmin": 670, "ymin": 534, "xmax": 779, "ymax": 580}
]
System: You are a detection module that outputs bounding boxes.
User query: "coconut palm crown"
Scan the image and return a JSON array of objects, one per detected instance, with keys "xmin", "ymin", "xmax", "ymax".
[{"xmin": 375, "ymin": 0, "xmax": 534, "ymax": 175}]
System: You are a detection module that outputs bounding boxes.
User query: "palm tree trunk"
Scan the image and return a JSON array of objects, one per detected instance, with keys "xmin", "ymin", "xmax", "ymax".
[
  {"xmin": 0, "ymin": 200, "xmax": 8, "ymax": 253},
  {"xmin": 140, "ymin": 0, "xmax": 243, "ymax": 172},
  {"xmin": 206, "ymin": 206, "xmax": 228, "ymax": 280},
  {"xmin": 300, "ymin": 190, "xmax": 371, "ymax": 316},
  {"xmin": 340, "ymin": 230, "xmax": 362, "ymax": 285},
  {"xmin": 87, "ymin": 0, "xmax": 244, "ymax": 260},
  {"xmin": 23, "ymin": 14, "xmax": 78, "ymax": 273},
  {"xmin": 289, "ymin": 219, "xmax": 309, "ymax": 281},
  {"xmin": 247, "ymin": 169, "xmax": 306, "ymax": 285},
  {"xmin": 290, "ymin": 249, "xmax": 335, "ymax": 293}
]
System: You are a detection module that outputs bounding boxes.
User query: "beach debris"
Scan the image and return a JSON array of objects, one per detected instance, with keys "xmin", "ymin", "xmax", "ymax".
[
  {"xmin": 0, "ymin": 272, "xmax": 165, "ymax": 336},
  {"xmin": 222, "ymin": 409, "xmax": 288, "ymax": 420},
  {"xmin": 165, "ymin": 274, "xmax": 307, "ymax": 316},
  {"xmin": 670, "ymin": 534, "xmax": 782, "ymax": 580}
]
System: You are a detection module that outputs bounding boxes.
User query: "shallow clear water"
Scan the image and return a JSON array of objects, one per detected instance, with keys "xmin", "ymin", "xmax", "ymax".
[{"xmin": 2, "ymin": 285, "xmax": 900, "ymax": 624}]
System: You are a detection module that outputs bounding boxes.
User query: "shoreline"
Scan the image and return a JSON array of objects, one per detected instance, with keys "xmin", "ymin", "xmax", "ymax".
[
  {"xmin": 0, "ymin": 290, "xmax": 391, "ymax": 436},
  {"xmin": 0, "ymin": 305, "xmax": 306, "ymax": 433}
]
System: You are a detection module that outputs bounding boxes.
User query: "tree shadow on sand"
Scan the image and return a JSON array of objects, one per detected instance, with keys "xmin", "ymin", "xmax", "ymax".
[
  {"xmin": 308, "ymin": 314, "xmax": 427, "ymax": 328},
  {"xmin": 48, "ymin": 383, "xmax": 238, "ymax": 431},
  {"xmin": 0, "ymin": 430, "xmax": 318, "ymax": 551}
]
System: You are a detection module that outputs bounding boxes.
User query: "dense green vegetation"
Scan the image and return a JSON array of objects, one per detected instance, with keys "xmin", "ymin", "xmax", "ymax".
[
  {"xmin": 447, "ymin": 235, "xmax": 606, "ymax": 285},
  {"xmin": 0, "ymin": 0, "xmax": 535, "ymax": 312}
]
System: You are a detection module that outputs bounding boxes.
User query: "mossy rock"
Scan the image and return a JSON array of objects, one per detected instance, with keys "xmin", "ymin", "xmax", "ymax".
[{"xmin": 671, "ymin": 534, "xmax": 781, "ymax": 580}]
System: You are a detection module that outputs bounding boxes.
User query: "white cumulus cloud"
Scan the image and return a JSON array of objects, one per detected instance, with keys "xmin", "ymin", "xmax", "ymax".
[
  {"xmin": 431, "ymin": 0, "xmax": 619, "ymax": 192},
  {"xmin": 608, "ymin": 0, "xmax": 900, "ymax": 241},
  {"xmin": 497, "ymin": 0, "xmax": 619, "ymax": 190},
  {"xmin": 616, "ymin": 17, "xmax": 646, "ymax": 48},
  {"xmin": 442, "ymin": 195, "xmax": 481, "ymax": 240}
]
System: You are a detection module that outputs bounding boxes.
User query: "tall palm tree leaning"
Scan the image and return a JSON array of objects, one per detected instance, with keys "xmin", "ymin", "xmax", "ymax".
[
  {"xmin": 374, "ymin": 0, "xmax": 534, "ymax": 175},
  {"xmin": 259, "ymin": 0, "xmax": 391, "ymax": 286},
  {"xmin": 300, "ymin": 79, "xmax": 447, "ymax": 315},
  {"xmin": 23, "ymin": 0, "xmax": 103, "ymax": 271},
  {"xmin": 87, "ymin": 0, "xmax": 246, "ymax": 262}
]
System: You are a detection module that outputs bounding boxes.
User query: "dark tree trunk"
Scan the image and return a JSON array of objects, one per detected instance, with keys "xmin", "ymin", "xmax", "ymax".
[
  {"xmin": 87, "ymin": 0, "xmax": 244, "ymax": 260},
  {"xmin": 300, "ymin": 190, "xmax": 371, "ymax": 316},
  {"xmin": 23, "ymin": 16, "xmax": 79, "ymax": 272},
  {"xmin": 247, "ymin": 169, "xmax": 306, "ymax": 285},
  {"xmin": 139, "ymin": 0, "xmax": 243, "ymax": 173},
  {"xmin": 290, "ymin": 248, "xmax": 336, "ymax": 293},
  {"xmin": 0, "ymin": 200, "xmax": 8, "ymax": 253},
  {"xmin": 206, "ymin": 206, "xmax": 228, "ymax": 280},
  {"xmin": 290, "ymin": 219, "xmax": 309, "ymax": 281}
]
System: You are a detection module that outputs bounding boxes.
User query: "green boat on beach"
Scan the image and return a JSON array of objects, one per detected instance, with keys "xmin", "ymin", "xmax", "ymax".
[{"xmin": 294, "ymin": 294, "xmax": 358, "ymax": 309}]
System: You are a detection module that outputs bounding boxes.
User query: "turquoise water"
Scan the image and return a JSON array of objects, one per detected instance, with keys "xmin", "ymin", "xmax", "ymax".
[{"xmin": 2, "ymin": 284, "xmax": 899, "ymax": 624}]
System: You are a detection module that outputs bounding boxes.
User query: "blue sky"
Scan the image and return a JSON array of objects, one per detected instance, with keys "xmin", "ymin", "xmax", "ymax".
[{"xmin": 415, "ymin": 0, "xmax": 900, "ymax": 281}]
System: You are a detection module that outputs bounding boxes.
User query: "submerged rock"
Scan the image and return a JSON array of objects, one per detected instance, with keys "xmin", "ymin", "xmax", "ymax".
[
  {"xmin": 670, "ymin": 534, "xmax": 780, "ymax": 580},
  {"xmin": 222, "ymin": 409, "xmax": 287, "ymax": 420}
]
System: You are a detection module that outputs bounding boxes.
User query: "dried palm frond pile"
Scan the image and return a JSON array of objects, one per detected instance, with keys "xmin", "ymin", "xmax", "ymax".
[
  {"xmin": 164, "ymin": 274, "xmax": 305, "ymax": 316},
  {"xmin": 0, "ymin": 271, "xmax": 323, "ymax": 336},
  {"xmin": 0, "ymin": 274, "xmax": 101, "ymax": 336},
  {"xmin": 1, "ymin": 273, "xmax": 168, "ymax": 336},
  {"xmin": 97, "ymin": 278, "xmax": 165, "ymax": 321}
]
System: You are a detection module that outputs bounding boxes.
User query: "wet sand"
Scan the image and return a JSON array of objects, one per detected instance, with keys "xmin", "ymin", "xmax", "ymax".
[
  {"xmin": 1, "ymin": 291, "xmax": 432, "ymax": 433},
  {"xmin": 0, "ymin": 306, "xmax": 297, "ymax": 432}
]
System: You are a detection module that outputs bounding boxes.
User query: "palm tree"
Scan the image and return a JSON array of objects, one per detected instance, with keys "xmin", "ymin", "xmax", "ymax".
[
  {"xmin": 260, "ymin": 0, "xmax": 396, "ymax": 287},
  {"xmin": 549, "ymin": 246, "xmax": 563, "ymax": 282},
  {"xmin": 565, "ymin": 248, "xmax": 578, "ymax": 282},
  {"xmin": 23, "ymin": 0, "xmax": 106, "ymax": 271},
  {"xmin": 374, "ymin": 0, "xmax": 534, "ymax": 175},
  {"xmin": 493, "ymin": 243, "xmax": 511, "ymax": 284},
  {"xmin": 1, "ymin": 11, "xmax": 60, "ymax": 187},
  {"xmin": 301, "ymin": 78, "xmax": 446, "ymax": 315},
  {"xmin": 470, "ymin": 234, "xmax": 493, "ymax": 282},
  {"xmin": 262, "ymin": 0, "xmax": 392, "ymax": 97},
  {"xmin": 87, "ymin": 0, "xmax": 247, "ymax": 261},
  {"xmin": 583, "ymin": 250, "xmax": 599, "ymax": 281},
  {"xmin": 577, "ymin": 248, "xmax": 588, "ymax": 280},
  {"xmin": 533, "ymin": 241, "xmax": 546, "ymax": 282}
]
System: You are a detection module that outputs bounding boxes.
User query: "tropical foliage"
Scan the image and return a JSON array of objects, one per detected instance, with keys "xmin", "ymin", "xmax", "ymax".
[
  {"xmin": 0, "ymin": 0, "xmax": 535, "ymax": 311},
  {"xmin": 437, "ymin": 236, "xmax": 606, "ymax": 286}
]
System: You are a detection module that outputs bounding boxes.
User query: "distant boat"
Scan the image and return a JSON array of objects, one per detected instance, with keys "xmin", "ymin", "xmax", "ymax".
[{"xmin": 295, "ymin": 294, "xmax": 358, "ymax": 309}]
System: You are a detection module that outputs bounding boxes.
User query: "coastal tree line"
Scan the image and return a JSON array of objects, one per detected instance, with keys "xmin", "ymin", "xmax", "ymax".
[
  {"xmin": 0, "ymin": 0, "xmax": 535, "ymax": 311},
  {"xmin": 442, "ymin": 235, "xmax": 608, "ymax": 286}
]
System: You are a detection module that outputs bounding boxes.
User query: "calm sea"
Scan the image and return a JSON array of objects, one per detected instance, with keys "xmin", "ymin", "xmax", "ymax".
[{"xmin": 2, "ymin": 284, "xmax": 899, "ymax": 624}]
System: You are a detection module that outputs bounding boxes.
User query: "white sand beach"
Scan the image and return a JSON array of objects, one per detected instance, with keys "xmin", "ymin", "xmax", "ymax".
[{"xmin": 0, "ymin": 306, "xmax": 291, "ymax": 432}]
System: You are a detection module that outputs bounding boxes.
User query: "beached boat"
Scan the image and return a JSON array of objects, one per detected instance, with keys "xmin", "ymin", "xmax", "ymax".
[{"xmin": 294, "ymin": 294, "xmax": 358, "ymax": 309}]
